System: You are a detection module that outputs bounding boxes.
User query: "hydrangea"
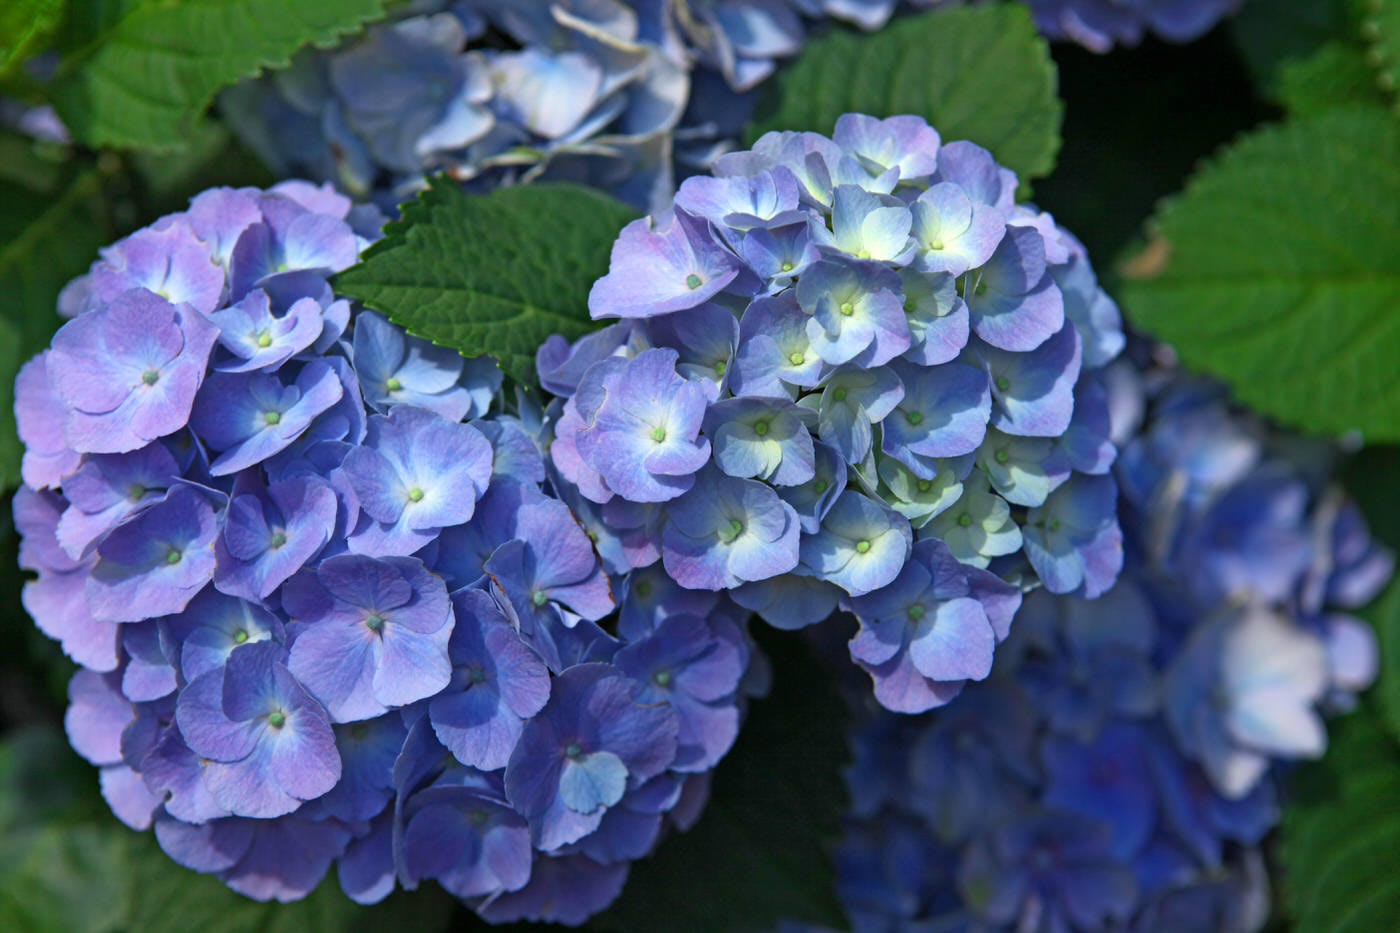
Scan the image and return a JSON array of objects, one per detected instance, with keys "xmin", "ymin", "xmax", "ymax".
[
  {"xmin": 14, "ymin": 183, "xmax": 760, "ymax": 925},
  {"xmin": 780, "ymin": 352, "xmax": 1388, "ymax": 933},
  {"xmin": 217, "ymin": 1, "xmax": 1237, "ymax": 216},
  {"xmin": 541, "ymin": 115, "xmax": 1125, "ymax": 712},
  {"xmin": 1027, "ymin": 0, "xmax": 1246, "ymax": 53}
]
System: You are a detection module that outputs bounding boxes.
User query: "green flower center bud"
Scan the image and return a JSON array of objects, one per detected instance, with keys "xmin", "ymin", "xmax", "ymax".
[
  {"xmin": 269, "ymin": 531, "xmax": 287, "ymax": 549},
  {"xmin": 653, "ymin": 670, "xmax": 672, "ymax": 687},
  {"xmin": 586, "ymin": 528, "xmax": 598, "ymax": 542},
  {"xmin": 958, "ymin": 513, "xmax": 973, "ymax": 527},
  {"xmin": 127, "ymin": 484, "xmax": 146, "ymax": 502},
  {"xmin": 165, "ymin": 548, "xmax": 182, "ymax": 564},
  {"xmin": 469, "ymin": 666, "xmax": 487, "ymax": 685},
  {"xmin": 929, "ymin": 239, "xmax": 945, "ymax": 251},
  {"xmin": 565, "ymin": 741, "xmax": 583, "ymax": 759},
  {"xmin": 995, "ymin": 450, "xmax": 1010, "ymax": 464},
  {"xmin": 365, "ymin": 613, "xmax": 385, "ymax": 632},
  {"xmin": 714, "ymin": 360, "xmax": 726, "ymax": 376},
  {"xmin": 267, "ymin": 711, "xmax": 286, "ymax": 728},
  {"xmin": 651, "ymin": 426, "xmax": 667, "ymax": 442},
  {"xmin": 721, "ymin": 519, "xmax": 744, "ymax": 543},
  {"xmin": 855, "ymin": 539, "xmax": 872, "ymax": 554},
  {"xmin": 753, "ymin": 420, "xmax": 769, "ymax": 437},
  {"xmin": 1048, "ymin": 517, "xmax": 1061, "ymax": 532},
  {"xmin": 469, "ymin": 808, "xmax": 489, "ymax": 826},
  {"xmin": 975, "ymin": 280, "xmax": 988, "ymax": 296},
  {"xmin": 385, "ymin": 377, "xmax": 402, "ymax": 392},
  {"xmin": 904, "ymin": 298, "xmax": 916, "ymax": 312},
  {"xmin": 636, "ymin": 581, "xmax": 652, "ymax": 597},
  {"xmin": 995, "ymin": 376, "xmax": 1010, "ymax": 392},
  {"xmin": 141, "ymin": 369, "xmax": 160, "ymax": 386},
  {"xmin": 350, "ymin": 723, "xmax": 369, "ymax": 740},
  {"xmin": 531, "ymin": 590, "xmax": 548, "ymax": 607},
  {"xmin": 856, "ymin": 248, "xmax": 870, "ymax": 259},
  {"xmin": 780, "ymin": 261, "xmax": 793, "ymax": 272},
  {"xmin": 908, "ymin": 604, "xmax": 926, "ymax": 621},
  {"xmin": 685, "ymin": 273, "xmax": 703, "ymax": 290},
  {"xmin": 839, "ymin": 301, "xmax": 855, "ymax": 316},
  {"xmin": 263, "ymin": 411, "xmax": 280, "ymax": 425},
  {"xmin": 917, "ymin": 479, "xmax": 932, "ymax": 492},
  {"xmin": 813, "ymin": 479, "xmax": 828, "ymax": 494},
  {"xmin": 832, "ymin": 387, "xmax": 847, "ymax": 402},
  {"xmin": 233, "ymin": 629, "xmax": 248, "ymax": 644},
  {"xmin": 407, "ymin": 486, "xmax": 424, "ymax": 502},
  {"xmin": 788, "ymin": 351, "xmax": 805, "ymax": 365},
  {"xmin": 905, "ymin": 410, "xmax": 923, "ymax": 425},
  {"xmin": 256, "ymin": 332, "xmax": 273, "ymax": 348}
]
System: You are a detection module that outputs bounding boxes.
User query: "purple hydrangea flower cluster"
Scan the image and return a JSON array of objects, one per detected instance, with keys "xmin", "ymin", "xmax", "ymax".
[
  {"xmin": 13, "ymin": 183, "xmax": 759, "ymax": 924},
  {"xmin": 1027, "ymin": 0, "xmax": 1245, "ymax": 53},
  {"xmin": 541, "ymin": 115, "xmax": 1125, "ymax": 714},
  {"xmin": 781, "ymin": 353, "xmax": 1390, "ymax": 933}
]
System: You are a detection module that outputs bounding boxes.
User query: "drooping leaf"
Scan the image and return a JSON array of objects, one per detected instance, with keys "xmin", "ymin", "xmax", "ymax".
[
  {"xmin": 746, "ymin": 4, "xmax": 1062, "ymax": 184},
  {"xmin": 597, "ymin": 627, "xmax": 850, "ymax": 933},
  {"xmin": 47, "ymin": 0, "xmax": 393, "ymax": 151},
  {"xmin": 0, "ymin": 165, "xmax": 117, "ymax": 490},
  {"xmin": 334, "ymin": 178, "xmax": 639, "ymax": 385},
  {"xmin": 1120, "ymin": 107, "xmax": 1400, "ymax": 440},
  {"xmin": 1277, "ymin": 40, "xmax": 1391, "ymax": 115},
  {"xmin": 1280, "ymin": 704, "xmax": 1400, "ymax": 933}
]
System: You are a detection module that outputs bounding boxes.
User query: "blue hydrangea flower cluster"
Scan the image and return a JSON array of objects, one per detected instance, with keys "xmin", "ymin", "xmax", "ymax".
[
  {"xmin": 541, "ymin": 115, "xmax": 1125, "ymax": 714},
  {"xmin": 12, "ymin": 182, "xmax": 759, "ymax": 924},
  {"xmin": 218, "ymin": 1, "xmax": 1246, "ymax": 217},
  {"xmin": 781, "ymin": 352, "xmax": 1390, "ymax": 933},
  {"xmin": 1027, "ymin": 0, "xmax": 1244, "ymax": 52}
]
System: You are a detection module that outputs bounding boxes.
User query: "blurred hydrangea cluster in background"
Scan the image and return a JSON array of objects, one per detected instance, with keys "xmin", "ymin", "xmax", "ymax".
[
  {"xmin": 12, "ymin": 182, "xmax": 761, "ymax": 924},
  {"xmin": 780, "ymin": 345, "xmax": 1390, "ymax": 933},
  {"xmin": 541, "ymin": 115, "xmax": 1125, "ymax": 714},
  {"xmin": 218, "ymin": 0, "xmax": 1245, "ymax": 215},
  {"xmin": 1027, "ymin": 0, "xmax": 1244, "ymax": 53}
]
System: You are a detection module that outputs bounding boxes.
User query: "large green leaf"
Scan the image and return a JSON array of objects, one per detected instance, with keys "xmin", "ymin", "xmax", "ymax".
[
  {"xmin": 597, "ymin": 628, "xmax": 850, "ymax": 933},
  {"xmin": 746, "ymin": 4, "xmax": 1062, "ymax": 183},
  {"xmin": 1280, "ymin": 705, "xmax": 1400, "ymax": 933},
  {"xmin": 47, "ymin": 0, "xmax": 391, "ymax": 151},
  {"xmin": 334, "ymin": 178, "xmax": 639, "ymax": 385},
  {"xmin": 1120, "ymin": 107, "xmax": 1400, "ymax": 440},
  {"xmin": 0, "ymin": 164, "xmax": 117, "ymax": 490}
]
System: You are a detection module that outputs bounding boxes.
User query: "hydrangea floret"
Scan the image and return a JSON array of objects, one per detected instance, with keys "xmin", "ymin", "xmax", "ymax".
[
  {"xmin": 541, "ymin": 114, "xmax": 1126, "ymax": 713},
  {"xmin": 14, "ymin": 182, "xmax": 760, "ymax": 925},
  {"xmin": 779, "ymin": 352, "xmax": 1389, "ymax": 933}
]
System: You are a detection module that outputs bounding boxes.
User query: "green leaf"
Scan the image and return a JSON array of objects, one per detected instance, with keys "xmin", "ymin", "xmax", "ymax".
[
  {"xmin": 597, "ymin": 627, "xmax": 850, "ymax": 933},
  {"xmin": 746, "ymin": 4, "xmax": 1062, "ymax": 184},
  {"xmin": 1362, "ymin": 0, "xmax": 1400, "ymax": 107},
  {"xmin": 334, "ymin": 179, "xmax": 639, "ymax": 385},
  {"xmin": 1277, "ymin": 40, "xmax": 1391, "ymax": 115},
  {"xmin": 0, "ymin": 0, "xmax": 66, "ymax": 79},
  {"xmin": 1119, "ymin": 107, "xmax": 1400, "ymax": 440},
  {"xmin": 47, "ymin": 0, "xmax": 392, "ymax": 151},
  {"xmin": 0, "ymin": 165, "xmax": 117, "ymax": 490},
  {"xmin": 1280, "ymin": 704, "xmax": 1400, "ymax": 933},
  {"xmin": 1231, "ymin": 0, "xmax": 1355, "ymax": 95}
]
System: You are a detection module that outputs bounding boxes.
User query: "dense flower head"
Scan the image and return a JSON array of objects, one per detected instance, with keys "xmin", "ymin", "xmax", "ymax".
[
  {"xmin": 13, "ymin": 183, "xmax": 760, "ymax": 925},
  {"xmin": 542, "ymin": 115, "xmax": 1125, "ymax": 713},
  {"xmin": 781, "ymin": 352, "xmax": 1389, "ymax": 933},
  {"xmin": 216, "ymin": 1, "xmax": 1234, "ymax": 216}
]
